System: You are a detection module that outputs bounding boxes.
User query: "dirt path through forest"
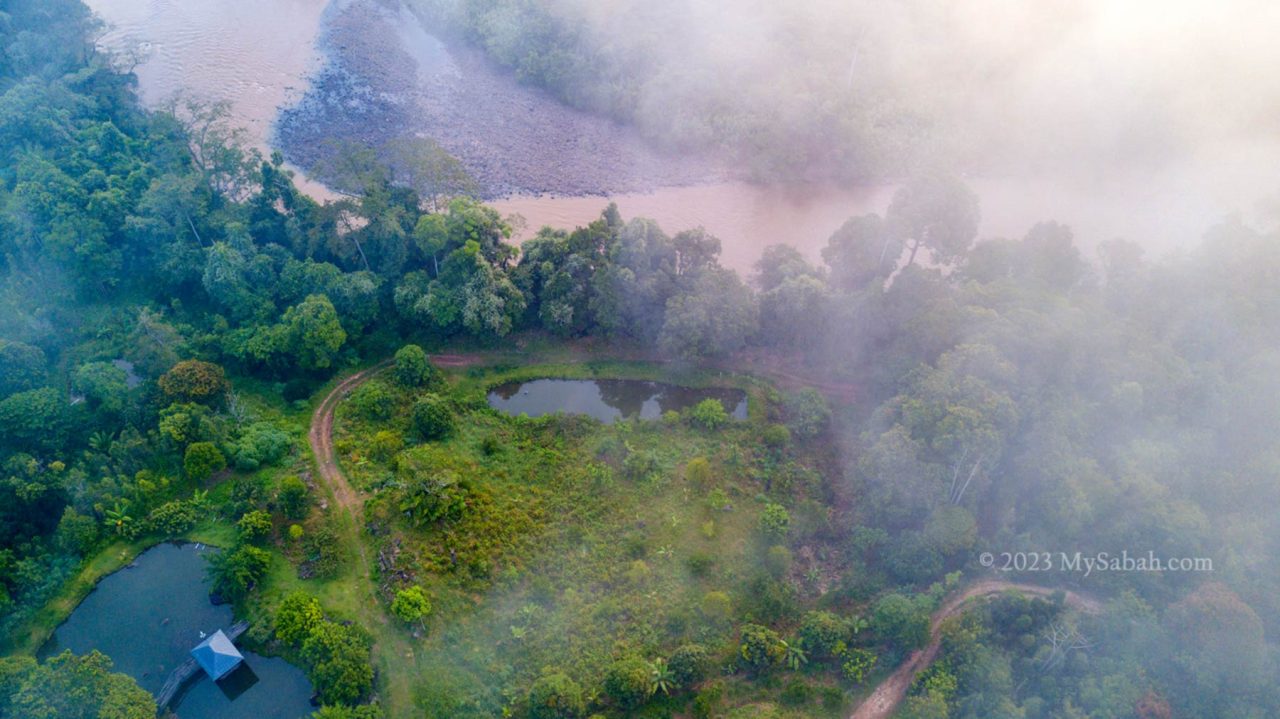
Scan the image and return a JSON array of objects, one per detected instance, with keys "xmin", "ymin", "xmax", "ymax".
[{"xmin": 849, "ymin": 580, "xmax": 1101, "ymax": 719}]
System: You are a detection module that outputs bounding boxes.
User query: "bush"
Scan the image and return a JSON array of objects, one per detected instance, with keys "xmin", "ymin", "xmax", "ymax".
[
  {"xmin": 684, "ymin": 457, "xmax": 712, "ymax": 488},
  {"xmin": 739, "ymin": 624, "xmax": 783, "ymax": 670},
  {"xmin": 840, "ymin": 648, "xmax": 877, "ymax": 684},
  {"xmin": 411, "ymin": 394, "xmax": 456, "ymax": 440},
  {"xmin": 369, "ymin": 430, "xmax": 405, "ymax": 462},
  {"xmin": 700, "ymin": 591, "xmax": 733, "ymax": 624},
  {"xmin": 764, "ymin": 545, "xmax": 792, "ymax": 578},
  {"xmin": 528, "ymin": 671, "xmax": 586, "ymax": 719},
  {"xmin": 604, "ymin": 657, "xmax": 653, "ymax": 709},
  {"xmin": 158, "ymin": 359, "xmax": 229, "ymax": 404},
  {"xmin": 782, "ymin": 389, "xmax": 830, "ymax": 439},
  {"xmin": 207, "ymin": 545, "xmax": 271, "ymax": 602},
  {"xmin": 278, "ymin": 475, "xmax": 311, "ymax": 519},
  {"xmin": 758, "ymin": 503, "xmax": 790, "ymax": 538},
  {"xmin": 797, "ymin": 611, "xmax": 848, "ymax": 659},
  {"xmin": 390, "ymin": 585, "xmax": 432, "ymax": 624},
  {"xmin": 54, "ymin": 507, "xmax": 99, "ymax": 555},
  {"xmin": 237, "ymin": 509, "xmax": 273, "ymax": 544},
  {"xmin": 302, "ymin": 525, "xmax": 343, "ymax": 579},
  {"xmin": 300, "ymin": 620, "xmax": 374, "ymax": 705},
  {"xmin": 668, "ymin": 644, "xmax": 711, "ymax": 687},
  {"xmin": 184, "ymin": 442, "xmax": 226, "ymax": 481},
  {"xmin": 761, "ymin": 424, "xmax": 791, "ymax": 450},
  {"xmin": 275, "ymin": 591, "xmax": 324, "ymax": 645},
  {"xmin": 348, "ymin": 381, "xmax": 395, "ymax": 420},
  {"xmin": 230, "ymin": 422, "xmax": 292, "ymax": 471},
  {"xmin": 146, "ymin": 500, "xmax": 198, "ymax": 537},
  {"xmin": 393, "ymin": 344, "xmax": 436, "ymax": 387},
  {"xmin": 687, "ymin": 399, "xmax": 729, "ymax": 430}
]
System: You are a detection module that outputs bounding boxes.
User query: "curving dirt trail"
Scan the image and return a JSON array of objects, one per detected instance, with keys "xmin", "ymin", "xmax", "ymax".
[
  {"xmin": 850, "ymin": 580, "xmax": 1101, "ymax": 719},
  {"xmin": 308, "ymin": 361, "xmax": 392, "ymax": 573}
]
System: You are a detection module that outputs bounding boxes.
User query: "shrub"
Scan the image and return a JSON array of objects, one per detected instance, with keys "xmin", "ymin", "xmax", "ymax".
[
  {"xmin": 278, "ymin": 475, "xmax": 311, "ymax": 519},
  {"xmin": 390, "ymin": 586, "xmax": 432, "ymax": 624},
  {"xmin": 230, "ymin": 422, "xmax": 292, "ymax": 471},
  {"xmin": 301, "ymin": 620, "xmax": 374, "ymax": 705},
  {"xmin": 348, "ymin": 381, "xmax": 395, "ymax": 420},
  {"xmin": 739, "ymin": 624, "xmax": 783, "ymax": 670},
  {"xmin": 275, "ymin": 591, "xmax": 324, "ymax": 645},
  {"xmin": 780, "ymin": 679, "xmax": 811, "ymax": 706},
  {"xmin": 761, "ymin": 424, "xmax": 791, "ymax": 450},
  {"xmin": 700, "ymin": 591, "xmax": 733, "ymax": 624},
  {"xmin": 411, "ymin": 394, "xmax": 456, "ymax": 440},
  {"xmin": 798, "ymin": 611, "xmax": 849, "ymax": 659},
  {"xmin": 782, "ymin": 389, "xmax": 830, "ymax": 439},
  {"xmin": 237, "ymin": 509, "xmax": 273, "ymax": 544},
  {"xmin": 302, "ymin": 525, "xmax": 343, "ymax": 579},
  {"xmin": 758, "ymin": 503, "xmax": 790, "ymax": 538},
  {"xmin": 604, "ymin": 657, "xmax": 653, "ymax": 709},
  {"xmin": 839, "ymin": 648, "xmax": 877, "ymax": 684},
  {"xmin": 184, "ymin": 442, "xmax": 226, "ymax": 481},
  {"xmin": 687, "ymin": 399, "xmax": 729, "ymax": 429},
  {"xmin": 147, "ymin": 500, "xmax": 198, "ymax": 537},
  {"xmin": 764, "ymin": 545, "xmax": 792, "ymax": 578},
  {"xmin": 54, "ymin": 507, "xmax": 99, "ymax": 555},
  {"xmin": 528, "ymin": 671, "xmax": 586, "ymax": 719},
  {"xmin": 158, "ymin": 359, "xmax": 228, "ymax": 404},
  {"xmin": 393, "ymin": 344, "xmax": 436, "ymax": 387},
  {"xmin": 369, "ymin": 430, "xmax": 405, "ymax": 462},
  {"xmin": 623, "ymin": 447, "xmax": 659, "ymax": 482},
  {"xmin": 398, "ymin": 472, "xmax": 468, "ymax": 526},
  {"xmin": 668, "ymin": 644, "xmax": 711, "ymax": 687},
  {"xmin": 207, "ymin": 545, "xmax": 271, "ymax": 602},
  {"xmin": 288, "ymin": 524, "xmax": 304, "ymax": 541},
  {"xmin": 684, "ymin": 457, "xmax": 712, "ymax": 487}
]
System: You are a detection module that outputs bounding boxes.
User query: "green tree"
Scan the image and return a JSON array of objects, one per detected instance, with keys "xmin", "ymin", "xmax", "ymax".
[
  {"xmin": 0, "ymin": 340, "xmax": 46, "ymax": 397},
  {"xmin": 886, "ymin": 173, "xmax": 980, "ymax": 267},
  {"xmin": 184, "ymin": 441, "xmax": 226, "ymax": 481},
  {"xmin": 412, "ymin": 394, "xmax": 456, "ymax": 440},
  {"xmin": 872, "ymin": 594, "xmax": 930, "ymax": 651},
  {"xmin": 207, "ymin": 544, "xmax": 271, "ymax": 602},
  {"xmin": 283, "ymin": 294, "xmax": 347, "ymax": 370},
  {"xmin": 739, "ymin": 624, "xmax": 784, "ymax": 671},
  {"xmin": 278, "ymin": 475, "xmax": 311, "ymax": 519},
  {"xmin": 275, "ymin": 591, "xmax": 325, "ymax": 645},
  {"xmin": 668, "ymin": 644, "xmax": 711, "ymax": 687},
  {"xmin": 527, "ymin": 671, "xmax": 586, "ymax": 719},
  {"xmin": 237, "ymin": 509, "xmax": 273, "ymax": 545},
  {"xmin": 659, "ymin": 267, "xmax": 758, "ymax": 359},
  {"xmin": 393, "ymin": 344, "xmax": 434, "ymax": 387},
  {"xmin": 839, "ymin": 648, "xmax": 877, "ymax": 684},
  {"xmin": 0, "ymin": 388, "xmax": 69, "ymax": 453},
  {"xmin": 797, "ymin": 611, "xmax": 849, "ymax": 659},
  {"xmin": 1, "ymin": 650, "xmax": 155, "ymax": 719},
  {"xmin": 604, "ymin": 656, "xmax": 653, "ymax": 709},
  {"xmin": 687, "ymin": 398, "xmax": 729, "ymax": 430},
  {"xmin": 300, "ymin": 620, "xmax": 374, "ymax": 705},
  {"xmin": 390, "ymin": 585, "xmax": 432, "ymax": 624},
  {"xmin": 158, "ymin": 359, "xmax": 229, "ymax": 404},
  {"xmin": 71, "ymin": 361, "xmax": 129, "ymax": 416}
]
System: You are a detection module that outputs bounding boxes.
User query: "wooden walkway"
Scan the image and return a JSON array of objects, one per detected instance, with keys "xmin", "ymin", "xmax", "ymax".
[{"xmin": 154, "ymin": 620, "xmax": 249, "ymax": 713}]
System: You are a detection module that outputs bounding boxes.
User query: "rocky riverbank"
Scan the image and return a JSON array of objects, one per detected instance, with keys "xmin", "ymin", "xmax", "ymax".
[{"xmin": 276, "ymin": 0, "xmax": 719, "ymax": 199}]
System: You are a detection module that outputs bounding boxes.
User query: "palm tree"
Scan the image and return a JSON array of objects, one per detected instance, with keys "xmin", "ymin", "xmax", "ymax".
[
  {"xmin": 104, "ymin": 502, "xmax": 133, "ymax": 536},
  {"xmin": 779, "ymin": 640, "xmax": 808, "ymax": 671},
  {"xmin": 189, "ymin": 489, "xmax": 210, "ymax": 509},
  {"xmin": 649, "ymin": 658, "xmax": 676, "ymax": 696}
]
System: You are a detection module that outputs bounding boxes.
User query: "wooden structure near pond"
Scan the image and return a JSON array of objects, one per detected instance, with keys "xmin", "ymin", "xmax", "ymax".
[{"xmin": 154, "ymin": 619, "xmax": 249, "ymax": 713}]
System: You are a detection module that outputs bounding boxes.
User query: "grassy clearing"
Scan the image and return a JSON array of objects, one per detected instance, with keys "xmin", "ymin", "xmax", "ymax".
[{"xmin": 325, "ymin": 359, "xmax": 856, "ymax": 718}]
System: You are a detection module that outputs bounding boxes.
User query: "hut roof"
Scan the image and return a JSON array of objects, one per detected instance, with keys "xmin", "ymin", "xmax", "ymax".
[{"xmin": 191, "ymin": 629, "xmax": 244, "ymax": 680}]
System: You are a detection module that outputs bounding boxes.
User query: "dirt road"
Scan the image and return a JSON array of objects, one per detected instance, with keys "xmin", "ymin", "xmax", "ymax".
[
  {"xmin": 307, "ymin": 361, "xmax": 392, "ymax": 579},
  {"xmin": 849, "ymin": 581, "xmax": 1101, "ymax": 719}
]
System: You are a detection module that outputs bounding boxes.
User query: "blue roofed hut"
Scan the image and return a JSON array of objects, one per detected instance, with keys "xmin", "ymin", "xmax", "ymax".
[{"xmin": 190, "ymin": 629, "xmax": 244, "ymax": 680}]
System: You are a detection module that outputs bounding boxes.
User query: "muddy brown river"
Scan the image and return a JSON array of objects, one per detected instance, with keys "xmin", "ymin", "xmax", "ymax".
[{"xmin": 84, "ymin": 0, "xmax": 1278, "ymax": 274}]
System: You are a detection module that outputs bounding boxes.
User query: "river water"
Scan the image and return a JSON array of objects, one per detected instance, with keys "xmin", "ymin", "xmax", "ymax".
[{"xmin": 83, "ymin": 0, "xmax": 1279, "ymax": 274}]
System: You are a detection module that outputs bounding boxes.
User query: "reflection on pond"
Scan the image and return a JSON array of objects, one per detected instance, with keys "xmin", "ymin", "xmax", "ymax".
[
  {"xmin": 40, "ymin": 542, "xmax": 313, "ymax": 719},
  {"xmin": 488, "ymin": 379, "xmax": 747, "ymax": 423}
]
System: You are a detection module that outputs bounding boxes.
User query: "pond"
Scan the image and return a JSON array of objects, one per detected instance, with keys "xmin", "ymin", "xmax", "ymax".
[
  {"xmin": 487, "ymin": 379, "xmax": 747, "ymax": 423},
  {"xmin": 40, "ymin": 543, "xmax": 314, "ymax": 719}
]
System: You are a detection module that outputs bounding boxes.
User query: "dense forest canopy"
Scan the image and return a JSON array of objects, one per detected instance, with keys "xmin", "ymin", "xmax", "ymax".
[{"xmin": 0, "ymin": 1, "xmax": 1278, "ymax": 718}]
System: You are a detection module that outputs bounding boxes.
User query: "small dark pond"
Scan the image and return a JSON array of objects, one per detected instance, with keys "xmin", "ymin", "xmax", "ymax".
[
  {"xmin": 40, "ymin": 542, "xmax": 312, "ymax": 718},
  {"xmin": 487, "ymin": 379, "xmax": 748, "ymax": 423}
]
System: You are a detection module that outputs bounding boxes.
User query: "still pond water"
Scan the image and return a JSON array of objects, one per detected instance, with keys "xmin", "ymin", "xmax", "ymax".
[
  {"xmin": 487, "ymin": 379, "xmax": 747, "ymax": 423},
  {"xmin": 40, "ymin": 543, "xmax": 313, "ymax": 718}
]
